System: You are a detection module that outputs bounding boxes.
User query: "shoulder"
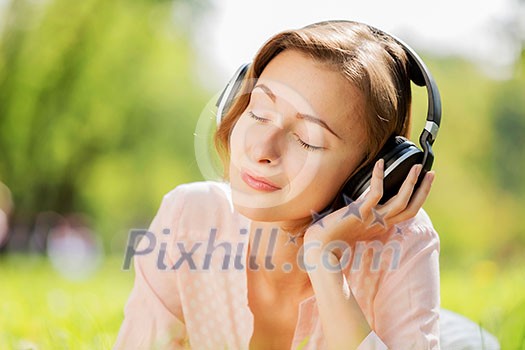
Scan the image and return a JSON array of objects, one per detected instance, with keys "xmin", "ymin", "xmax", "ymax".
[
  {"xmin": 348, "ymin": 208, "xmax": 439, "ymax": 276},
  {"xmin": 371, "ymin": 208, "xmax": 441, "ymax": 347},
  {"xmin": 369, "ymin": 207, "xmax": 440, "ymax": 286},
  {"xmin": 161, "ymin": 180, "xmax": 234, "ymax": 215},
  {"xmin": 159, "ymin": 180, "xmax": 237, "ymax": 237},
  {"xmin": 163, "ymin": 180, "xmax": 232, "ymax": 209},
  {"xmin": 393, "ymin": 207, "xmax": 440, "ymax": 254}
]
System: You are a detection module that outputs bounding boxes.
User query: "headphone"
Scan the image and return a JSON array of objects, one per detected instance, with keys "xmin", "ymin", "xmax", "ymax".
[{"xmin": 215, "ymin": 21, "xmax": 441, "ymax": 212}]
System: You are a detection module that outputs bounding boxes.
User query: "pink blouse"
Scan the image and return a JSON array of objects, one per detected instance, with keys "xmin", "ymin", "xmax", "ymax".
[{"xmin": 114, "ymin": 181, "xmax": 440, "ymax": 349}]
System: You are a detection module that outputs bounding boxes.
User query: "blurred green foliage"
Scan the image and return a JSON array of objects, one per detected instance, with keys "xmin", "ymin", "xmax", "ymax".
[
  {"xmin": 1, "ymin": 0, "xmax": 523, "ymax": 265},
  {"xmin": 409, "ymin": 53, "xmax": 525, "ymax": 270},
  {"xmin": 0, "ymin": 0, "xmax": 210, "ymax": 252}
]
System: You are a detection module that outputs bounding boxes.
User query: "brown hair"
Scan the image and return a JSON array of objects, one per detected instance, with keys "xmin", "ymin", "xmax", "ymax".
[{"xmin": 214, "ymin": 20, "xmax": 413, "ymax": 181}]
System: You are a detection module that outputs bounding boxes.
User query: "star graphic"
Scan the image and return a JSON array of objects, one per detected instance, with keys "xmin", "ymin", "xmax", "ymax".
[
  {"xmin": 341, "ymin": 194, "xmax": 363, "ymax": 221},
  {"xmin": 343, "ymin": 193, "xmax": 354, "ymax": 206},
  {"xmin": 394, "ymin": 225, "xmax": 404, "ymax": 236},
  {"xmin": 310, "ymin": 210, "xmax": 326, "ymax": 228},
  {"xmin": 286, "ymin": 233, "xmax": 299, "ymax": 246},
  {"xmin": 370, "ymin": 208, "xmax": 387, "ymax": 228}
]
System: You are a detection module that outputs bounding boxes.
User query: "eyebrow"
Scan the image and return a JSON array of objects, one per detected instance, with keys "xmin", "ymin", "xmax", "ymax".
[{"xmin": 253, "ymin": 83, "xmax": 342, "ymax": 140}]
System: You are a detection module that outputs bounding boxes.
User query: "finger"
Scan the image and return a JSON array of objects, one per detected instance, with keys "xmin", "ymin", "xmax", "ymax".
[
  {"xmin": 383, "ymin": 163, "xmax": 423, "ymax": 218},
  {"xmin": 360, "ymin": 159, "xmax": 384, "ymax": 219},
  {"xmin": 389, "ymin": 171, "xmax": 435, "ymax": 223}
]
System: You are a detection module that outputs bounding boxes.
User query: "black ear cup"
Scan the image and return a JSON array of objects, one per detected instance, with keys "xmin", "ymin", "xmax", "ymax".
[
  {"xmin": 335, "ymin": 136, "xmax": 424, "ymax": 207},
  {"xmin": 378, "ymin": 139, "xmax": 424, "ymax": 204}
]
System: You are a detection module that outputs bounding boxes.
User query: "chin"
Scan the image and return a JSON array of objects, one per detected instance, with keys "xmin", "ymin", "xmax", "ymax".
[
  {"xmin": 234, "ymin": 203, "xmax": 314, "ymax": 235},
  {"xmin": 232, "ymin": 201, "xmax": 284, "ymax": 222},
  {"xmin": 232, "ymin": 195, "xmax": 317, "ymax": 225},
  {"xmin": 229, "ymin": 175, "xmax": 330, "ymax": 223}
]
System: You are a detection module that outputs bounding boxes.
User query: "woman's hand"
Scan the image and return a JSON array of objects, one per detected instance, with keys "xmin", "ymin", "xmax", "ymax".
[
  {"xmin": 303, "ymin": 158, "xmax": 435, "ymax": 255},
  {"xmin": 304, "ymin": 160, "xmax": 436, "ymax": 350}
]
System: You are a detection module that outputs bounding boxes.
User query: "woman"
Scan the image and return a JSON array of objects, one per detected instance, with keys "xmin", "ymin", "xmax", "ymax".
[{"xmin": 114, "ymin": 20, "xmax": 440, "ymax": 349}]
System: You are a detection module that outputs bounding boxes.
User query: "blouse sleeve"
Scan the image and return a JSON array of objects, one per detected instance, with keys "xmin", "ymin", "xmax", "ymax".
[
  {"xmin": 113, "ymin": 187, "xmax": 188, "ymax": 350},
  {"xmin": 372, "ymin": 219, "xmax": 441, "ymax": 349}
]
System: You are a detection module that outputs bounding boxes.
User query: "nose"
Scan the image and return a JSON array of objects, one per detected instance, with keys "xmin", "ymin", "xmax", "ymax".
[{"xmin": 249, "ymin": 127, "xmax": 282, "ymax": 165}]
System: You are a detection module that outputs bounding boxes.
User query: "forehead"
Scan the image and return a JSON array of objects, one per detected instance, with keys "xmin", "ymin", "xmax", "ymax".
[{"xmin": 256, "ymin": 49, "xmax": 365, "ymax": 141}]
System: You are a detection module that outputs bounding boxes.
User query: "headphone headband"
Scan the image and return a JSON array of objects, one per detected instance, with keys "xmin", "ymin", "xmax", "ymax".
[
  {"xmin": 378, "ymin": 31, "xmax": 441, "ymax": 172},
  {"xmin": 389, "ymin": 34, "xmax": 442, "ymax": 135},
  {"xmin": 215, "ymin": 64, "xmax": 250, "ymax": 127}
]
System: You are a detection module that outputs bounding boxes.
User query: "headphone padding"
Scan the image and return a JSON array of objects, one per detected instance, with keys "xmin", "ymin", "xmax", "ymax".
[{"xmin": 343, "ymin": 137, "xmax": 423, "ymax": 204}]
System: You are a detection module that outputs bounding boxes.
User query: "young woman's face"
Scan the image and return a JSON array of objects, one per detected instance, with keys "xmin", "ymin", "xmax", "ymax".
[{"xmin": 229, "ymin": 49, "xmax": 368, "ymax": 224}]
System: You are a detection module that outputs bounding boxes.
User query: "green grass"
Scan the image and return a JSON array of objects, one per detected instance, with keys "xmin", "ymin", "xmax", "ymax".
[
  {"xmin": 0, "ymin": 254, "xmax": 133, "ymax": 350},
  {"xmin": 0, "ymin": 254, "xmax": 524, "ymax": 349},
  {"xmin": 440, "ymin": 258, "xmax": 525, "ymax": 349}
]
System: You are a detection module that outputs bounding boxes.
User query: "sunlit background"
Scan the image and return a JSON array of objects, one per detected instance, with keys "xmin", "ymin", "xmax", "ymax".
[{"xmin": 0, "ymin": 0, "xmax": 524, "ymax": 348}]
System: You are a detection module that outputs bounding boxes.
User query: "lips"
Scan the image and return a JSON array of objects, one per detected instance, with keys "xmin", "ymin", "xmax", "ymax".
[{"xmin": 240, "ymin": 169, "xmax": 281, "ymax": 192}]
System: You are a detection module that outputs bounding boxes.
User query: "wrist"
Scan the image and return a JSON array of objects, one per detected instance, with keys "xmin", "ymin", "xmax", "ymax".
[{"xmin": 303, "ymin": 247, "xmax": 343, "ymax": 276}]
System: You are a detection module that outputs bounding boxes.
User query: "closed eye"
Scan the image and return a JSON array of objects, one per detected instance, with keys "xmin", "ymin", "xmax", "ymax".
[
  {"xmin": 249, "ymin": 111, "xmax": 323, "ymax": 152},
  {"xmin": 293, "ymin": 134, "xmax": 323, "ymax": 151},
  {"xmin": 248, "ymin": 111, "xmax": 269, "ymax": 123}
]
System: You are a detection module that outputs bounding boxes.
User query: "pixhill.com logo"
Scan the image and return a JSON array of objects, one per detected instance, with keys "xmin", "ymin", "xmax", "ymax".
[{"xmin": 122, "ymin": 225, "xmax": 403, "ymax": 273}]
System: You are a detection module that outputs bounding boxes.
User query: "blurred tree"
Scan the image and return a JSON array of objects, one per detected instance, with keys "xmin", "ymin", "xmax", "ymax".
[
  {"xmin": 487, "ymin": 18, "xmax": 525, "ymax": 262},
  {"xmin": 491, "ymin": 78, "xmax": 525, "ymax": 197},
  {"xmin": 491, "ymin": 0, "xmax": 525, "ymax": 195},
  {"xmin": 0, "ymin": 0, "xmax": 211, "ymax": 253}
]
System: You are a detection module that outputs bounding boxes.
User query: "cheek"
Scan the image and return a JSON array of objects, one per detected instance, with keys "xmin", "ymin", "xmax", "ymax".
[
  {"xmin": 282, "ymin": 125, "xmax": 332, "ymax": 189},
  {"xmin": 287, "ymin": 153, "xmax": 358, "ymax": 211},
  {"xmin": 283, "ymin": 148, "xmax": 319, "ymax": 189},
  {"xmin": 229, "ymin": 118, "xmax": 254, "ymax": 174},
  {"xmin": 229, "ymin": 120, "xmax": 245, "ymax": 157}
]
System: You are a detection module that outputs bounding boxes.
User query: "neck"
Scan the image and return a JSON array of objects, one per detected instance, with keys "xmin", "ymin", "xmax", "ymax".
[{"xmin": 247, "ymin": 220, "xmax": 312, "ymax": 295}]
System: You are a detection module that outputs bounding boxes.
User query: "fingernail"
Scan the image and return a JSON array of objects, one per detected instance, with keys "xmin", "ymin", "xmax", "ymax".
[
  {"xmin": 416, "ymin": 164, "xmax": 423, "ymax": 176},
  {"xmin": 378, "ymin": 159, "xmax": 384, "ymax": 171},
  {"xmin": 427, "ymin": 171, "xmax": 435, "ymax": 184}
]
